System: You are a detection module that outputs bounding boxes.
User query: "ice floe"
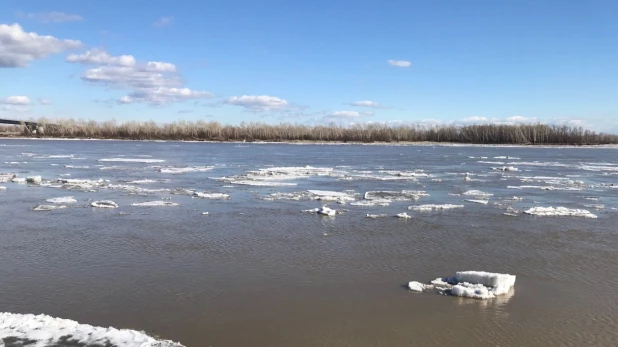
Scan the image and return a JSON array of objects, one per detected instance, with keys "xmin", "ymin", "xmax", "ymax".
[
  {"xmin": 307, "ymin": 190, "xmax": 357, "ymax": 202},
  {"xmin": 507, "ymin": 185, "xmax": 583, "ymax": 191},
  {"xmin": 126, "ymin": 179, "xmax": 157, "ymax": 184},
  {"xmin": 524, "ymin": 206, "xmax": 597, "ymax": 218},
  {"xmin": 91, "ymin": 200, "xmax": 119, "ymax": 208},
  {"xmin": 303, "ymin": 206, "xmax": 339, "ymax": 216},
  {"xmin": 32, "ymin": 205, "xmax": 67, "ymax": 211},
  {"xmin": 462, "ymin": 190, "xmax": 493, "ymax": 198},
  {"xmin": 378, "ymin": 170, "xmax": 430, "ymax": 178},
  {"xmin": 193, "ymin": 192, "xmax": 230, "ymax": 199},
  {"xmin": 364, "ymin": 190, "xmax": 429, "ymax": 201},
  {"xmin": 229, "ymin": 180, "xmax": 297, "ymax": 187},
  {"xmin": 492, "ymin": 166, "xmax": 519, "ymax": 171},
  {"xmin": 396, "ymin": 212, "xmax": 412, "ymax": 219},
  {"xmin": 46, "ymin": 196, "xmax": 77, "ymax": 204},
  {"xmin": 130, "ymin": 201, "xmax": 179, "ymax": 207},
  {"xmin": 0, "ymin": 186, "xmax": 6, "ymax": 190},
  {"xmin": 26, "ymin": 176, "xmax": 42, "ymax": 184},
  {"xmin": 0, "ymin": 173, "xmax": 16, "ymax": 183},
  {"xmin": 365, "ymin": 213, "xmax": 387, "ymax": 218},
  {"xmin": 99, "ymin": 158, "xmax": 165, "ymax": 163},
  {"xmin": 0, "ymin": 312, "xmax": 184, "ymax": 347},
  {"xmin": 410, "ymin": 271, "xmax": 516, "ymax": 299},
  {"xmin": 350, "ymin": 199, "xmax": 391, "ymax": 207},
  {"xmin": 408, "ymin": 204, "xmax": 464, "ymax": 212},
  {"xmin": 159, "ymin": 166, "xmax": 214, "ymax": 174},
  {"xmin": 466, "ymin": 199, "xmax": 489, "ymax": 205},
  {"xmin": 12, "ymin": 177, "xmax": 26, "ymax": 183}
]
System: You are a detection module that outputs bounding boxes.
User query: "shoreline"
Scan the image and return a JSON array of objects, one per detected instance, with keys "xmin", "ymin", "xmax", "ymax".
[{"xmin": 1, "ymin": 135, "xmax": 618, "ymax": 148}]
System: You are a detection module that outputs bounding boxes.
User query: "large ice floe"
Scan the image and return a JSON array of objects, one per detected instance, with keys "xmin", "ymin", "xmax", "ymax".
[
  {"xmin": 523, "ymin": 206, "xmax": 597, "ymax": 218},
  {"xmin": 0, "ymin": 312, "xmax": 184, "ymax": 347},
  {"xmin": 219, "ymin": 166, "xmax": 341, "ymax": 186},
  {"xmin": 130, "ymin": 201, "xmax": 179, "ymax": 207},
  {"xmin": 0, "ymin": 173, "xmax": 16, "ymax": 183},
  {"xmin": 91, "ymin": 200, "xmax": 119, "ymax": 208},
  {"xmin": 98, "ymin": 158, "xmax": 165, "ymax": 163},
  {"xmin": 193, "ymin": 192, "xmax": 230, "ymax": 199},
  {"xmin": 408, "ymin": 204, "xmax": 464, "ymax": 212},
  {"xmin": 462, "ymin": 190, "xmax": 493, "ymax": 198},
  {"xmin": 159, "ymin": 166, "xmax": 213, "ymax": 174},
  {"xmin": 409, "ymin": 271, "xmax": 516, "ymax": 300}
]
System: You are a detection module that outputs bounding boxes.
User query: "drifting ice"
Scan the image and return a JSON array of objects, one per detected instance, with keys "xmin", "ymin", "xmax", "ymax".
[
  {"xmin": 410, "ymin": 271, "xmax": 516, "ymax": 299},
  {"xmin": 131, "ymin": 201, "xmax": 179, "ymax": 207},
  {"xmin": 409, "ymin": 204, "xmax": 464, "ymax": 212},
  {"xmin": 0, "ymin": 312, "xmax": 184, "ymax": 347},
  {"xmin": 524, "ymin": 206, "xmax": 597, "ymax": 218},
  {"xmin": 46, "ymin": 196, "xmax": 77, "ymax": 204},
  {"xmin": 91, "ymin": 200, "xmax": 119, "ymax": 208}
]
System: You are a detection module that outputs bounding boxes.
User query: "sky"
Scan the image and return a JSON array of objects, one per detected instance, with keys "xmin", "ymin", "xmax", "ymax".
[{"xmin": 1, "ymin": 0, "xmax": 617, "ymax": 132}]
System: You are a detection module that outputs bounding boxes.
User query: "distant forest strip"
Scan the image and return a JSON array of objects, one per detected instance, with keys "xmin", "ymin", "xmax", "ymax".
[{"xmin": 1, "ymin": 118, "xmax": 617, "ymax": 145}]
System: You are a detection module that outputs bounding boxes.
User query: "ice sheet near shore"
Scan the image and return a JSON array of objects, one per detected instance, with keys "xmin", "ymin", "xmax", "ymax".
[
  {"xmin": 130, "ymin": 201, "xmax": 179, "ymax": 207},
  {"xmin": 409, "ymin": 271, "xmax": 516, "ymax": 299},
  {"xmin": 0, "ymin": 312, "xmax": 184, "ymax": 347},
  {"xmin": 98, "ymin": 158, "xmax": 165, "ymax": 163},
  {"xmin": 409, "ymin": 204, "xmax": 464, "ymax": 212},
  {"xmin": 524, "ymin": 206, "xmax": 597, "ymax": 218}
]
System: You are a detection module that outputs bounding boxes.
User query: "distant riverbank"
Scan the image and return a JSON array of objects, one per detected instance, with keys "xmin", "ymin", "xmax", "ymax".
[{"xmin": 1, "ymin": 119, "xmax": 617, "ymax": 145}]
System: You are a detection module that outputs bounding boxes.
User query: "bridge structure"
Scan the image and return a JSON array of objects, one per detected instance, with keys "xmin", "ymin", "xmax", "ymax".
[{"xmin": 0, "ymin": 118, "xmax": 51, "ymax": 134}]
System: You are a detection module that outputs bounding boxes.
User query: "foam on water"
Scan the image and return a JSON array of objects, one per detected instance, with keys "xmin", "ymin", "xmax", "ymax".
[{"xmin": 0, "ymin": 312, "xmax": 184, "ymax": 347}]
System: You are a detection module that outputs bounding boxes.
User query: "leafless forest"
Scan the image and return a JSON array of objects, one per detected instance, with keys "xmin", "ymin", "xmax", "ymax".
[{"xmin": 2, "ymin": 118, "xmax": 618, "ymax": 145}]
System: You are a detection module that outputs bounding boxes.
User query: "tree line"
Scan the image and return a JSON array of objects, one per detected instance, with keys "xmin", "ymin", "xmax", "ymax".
[{"xmin": 2, "ymin": 118, "xmax": 618, "ymax": 145}]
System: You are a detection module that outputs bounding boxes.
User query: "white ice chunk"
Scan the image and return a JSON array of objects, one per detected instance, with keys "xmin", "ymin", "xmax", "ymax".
[
  {"xmin": 229, "ymin": 180, "xmax": 297, "ymax": 187},
  {"xmin": 193, "ymin": 192, "xmax": 230, "ymax": 199},
  {"xmin": 408, "ymin": 281, "xmax": 426, "ymax": 292},
  {"xmin": 365, "ymin": 213, "xmax": 387, "ymax": 218},
  {"xmin": 462, "ymin": 190, "xmax": 493, "ymax": 197},
  {"xmin": 12, "ymin": 177, "xmax": 26, "ymax": 183},
  {"xmin": 455, "ymin": 271, "xmax": 516, "ymax": 289},
  {"xmin": 0, "ymin": 186, "xmax": 6, "ymax": 190},
  {"xmin": 126, "ymin": 179, "xmax": 157, "ymax": 184},
  {"xmin": 524, "ymin": 206, "xmax": 597, "ymax": 218},
  {"xmin": 409, "ymin": 204, "xmax": 464, "ymax": 212},
  {"xmin": 33, "ymin": 205, "xmax": 67, "ymax": 211},
  {"xmin": 99, "ymin": 158, "xmax": 165, "ymax": 163},
  {"xmin": 26, "ymin": 176, "xmax": 42, "ymax": 184},
  {"xmin": 364, "ymin": 190, "xmax": 429, "ymax": 201},
  {"xmin": 91, "ymin": 200, "xmax": 119, "ymax": 208},
  {"xmin": 492, "ymin": 166, "xmax": 519, "ymax": 172},
  {"xmin": 396, "ymin": 212, "xmax": 412, "ymax": 219},
  {"xmin": 130, "ymin": 201, "xmax": 179, "ymax": 207},
  {"xmin": 0, "ymin": 312, "xmax": 184, "ymax": 347},
  {"xmin": 159, "ymin": 166, "xmax": 214, "ymax": 173},
  {"xmin": 46, "ymin": 196, "xmax": 77, "ymax": 204},
  {"xmin": 317, "ymin": 206, "xmax": 336, "ymax": 216},
  {"xmin": 351, "ymin": 199, "xmax": 391, "ymax": 206},
  {"xmin": 466, "ymin": 199, "xmax": 489, "ymax": 204}
]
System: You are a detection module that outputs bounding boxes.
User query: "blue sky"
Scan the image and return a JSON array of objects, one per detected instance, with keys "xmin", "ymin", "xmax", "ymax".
[{"xmin": 1, "ymin": 0, "xmax": 617, "ymax": 132}]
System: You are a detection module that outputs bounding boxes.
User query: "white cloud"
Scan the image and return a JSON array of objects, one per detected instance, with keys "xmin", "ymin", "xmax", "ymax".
[
  {"xmin": 225, "ymin": 95, "xmax": 288, "ymax": 111},
  {"xmin": 330, "ymin": 111, "xmax": 361, "ymax": 118},
  {"xmin": 38, "ymin": 98, "xmax": 52, "ymax": 105},
  {"xmin": 153, "ymin": 17, "xmax": 174, "ymax": 28},
  {"xmin": 0, "ymin": 23, "xmax": 82, "ymax": 67},
  {"xmin": 349, "ymin": 100, "xmax": 381, "ymax": 108},
  {"xmin": 387, "ymin": 60, "xmax": 411, "ymax": 68},
  {"xmin": 3, "ymin": 95, "xmax": 31, "ymax": 105},
  {"xmin": 67, "ymin": 48, "xmax": 136, "ymax": 67},
  {"xmin": 1, "ymin": 104, "xmax": 30, "ymax": 112},
  {"xmin": 67, "ymin": 49, "xmax": 212, "ymax": 105},
  {"xmin": 461, "ymin": 116, "xmax": 489, "ymax": 123},
  {"xmin": 18, "ymin": 11, "xmax": 84, "ymax": 23}
]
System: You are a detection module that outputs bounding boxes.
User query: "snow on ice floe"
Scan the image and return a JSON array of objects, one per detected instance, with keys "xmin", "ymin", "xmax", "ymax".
[
  {"xmin": 159, "ymin": 166, "xmax": 214, "ymax": 174},
  {"xmin": 524, "ymin": 206, "xmax": 597, "ymax": 218},
  {"xmin": 12, "ymin": 177, "xmax": 26, "ymax": 183},
  {"xmin": 307, "ymin": 190, "xmax": 357, "ymax": 202},
  {"xmin": 0, "ymin": 312, "xmax": 184, "ymax": 347},
  {"xmin": 408, "ymin": 204, "xmax": 464, "ymax": 212},
  {"xmin": 364, "ymin": 190, "xmax": 429, "ymax": 201},
  {"xmin": 193, "ymin": 192, "xmax": 230, "ymax": 199},
  {"xmin": 32, "ymin": 204, "xmax": 67, "ymax": 211},
  {"xmin": 46, "ymin": 196, "xmax": 77, "ymax": 204},
  {"xmin": 410, "ymin": 271, "xmax": 516, "ymax": 299},
  {"xmin": 98, "ymin": 158, "xmax": 165, "ymax": 163},
  {"xmin": 303, "ymin": 206, "xmax": 340, "ymax": 216},
  {"xmin": 350, "ymin": 199, "xmax": 391, "ymax": 207},
  {"xmin": 91, "ymin": 200, "xmax": 119, "ymax": 208},
  {"xmin": 130, "ymin": 201, "xmax": 179, "ymax": 207}
]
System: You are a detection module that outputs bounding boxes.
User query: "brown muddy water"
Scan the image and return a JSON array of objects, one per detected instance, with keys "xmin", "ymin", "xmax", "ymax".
[{"xmin": 1, "ymin": 139, "xmax": 618, "ymax": 346}]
